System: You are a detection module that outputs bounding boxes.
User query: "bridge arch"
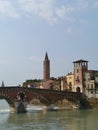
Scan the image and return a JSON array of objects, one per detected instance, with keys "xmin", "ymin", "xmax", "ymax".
[
  {"xmin": 0, "ymin": 99, "xmax": 9, "ymax": 112},
  {"xmin": 0, "ymin": 95, "xmax": 15, "ymax": 112}
]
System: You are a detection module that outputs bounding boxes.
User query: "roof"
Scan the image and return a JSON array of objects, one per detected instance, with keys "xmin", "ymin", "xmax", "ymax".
[
  {"xmin": 86, "ymin": 70, "xmax": 98, "ymax": 73},
  {"xmin": 66, "ymin": 72, "xmax": 73, "ymax": 76},
  {"xmin": 73, "ymin": 59, "xmax": 88, "ymax": 63},
  {"xmin": 45, "ymin": 52, "xmax": 49, "ymax": 60}
]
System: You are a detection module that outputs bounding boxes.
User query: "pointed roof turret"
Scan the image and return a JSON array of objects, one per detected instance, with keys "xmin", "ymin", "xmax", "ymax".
[
  {"xmin": 45, "ymin": 52, "xmax": 49, "ymax": 60},
  {"xmin": 1, "ymin": 81, "xmax": 4, "ymax": 87}
]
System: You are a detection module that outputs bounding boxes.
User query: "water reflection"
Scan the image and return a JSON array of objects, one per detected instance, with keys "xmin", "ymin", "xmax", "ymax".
[
  {"xmin": 5, "ymin": 109, "xmax": 98, "ymax": 130},
  {"xmin": 0, "ymin": 99, "xmax": 98, "ymax": 130}
]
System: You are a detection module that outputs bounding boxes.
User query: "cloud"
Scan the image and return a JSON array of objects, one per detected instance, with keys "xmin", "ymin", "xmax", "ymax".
[
  {"xmin": 76, "ymin": 0, "xmax": 88, "ymax": 10},
  {"xmin": 56, "ymin": 5, "xmax": 74, "ymax": 18},
  {"xmin": 79, "ymin": 19, "xmax": 88, "ymax": 24},
  {"xmin": 0, "ymin": 0, "xmax": 19, "ymax": 18},
  {"xmin": 19, "ymin": 0, "xmax": 77, "ymax": 24},
  {"xmin": 28, "ymin": 56, "xmax": 42, "ymax": 62},
  {"xmin": 55, "ymin": 5, "xmax": 76, "ymax": 23},
  {"xmin": 19, "ymin": 0, "xmax": 57, "ymax": 24},
  {"xmin": 93, "ymin": 2, "xmax": 98, "ymax": 8},
  {"xmin": 0, "ymin": 0, "xmax": 90, "ymax": 24},
  {"xmin": 0, "ymin": 59, "xmax": 12, "ymax": 65},
  {"xmin": 64, "ymin": 27, "xmax": 72, "ymax": 34},
  {"xmin": 18, "ymin": 0, "xmax": 89, "ymax": 24}
]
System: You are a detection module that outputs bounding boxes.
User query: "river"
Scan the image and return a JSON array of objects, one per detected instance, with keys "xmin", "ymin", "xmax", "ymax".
[{"xmin": 0, "ymin": 99, "xmax": 98, "ymax": 130}]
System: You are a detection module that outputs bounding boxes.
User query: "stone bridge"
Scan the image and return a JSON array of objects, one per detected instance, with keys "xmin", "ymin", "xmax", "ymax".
[{"xmin": 0, "ymin": 87, "xmax": 90, "ymax": 113}]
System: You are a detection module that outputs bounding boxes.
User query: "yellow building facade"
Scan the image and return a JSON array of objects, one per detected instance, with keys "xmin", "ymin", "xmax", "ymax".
[{"xmin": 66, "ymin": 72, "xmax": 75, "ymax": 92}]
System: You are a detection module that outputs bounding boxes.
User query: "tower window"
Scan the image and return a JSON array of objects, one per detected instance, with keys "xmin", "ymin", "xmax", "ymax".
[
  {"xmin": 76, "ymin": 76, "xmax": 80, "ymax": 82},
  {"xmin": 77, "ymin": 69, "xmax": 79, "ymax": 73},
  {"xmin": 77, "ymin": 76, "xmax": 79, "ymax": 80}
]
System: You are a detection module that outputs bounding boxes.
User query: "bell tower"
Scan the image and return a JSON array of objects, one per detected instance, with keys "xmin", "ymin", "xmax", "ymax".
[
  {"xmin": 43, "ymin": 52, "xmax": 50, "ymax": 81},
  {"xmin": 73, "ymin": 59, "xmax": 88, "ymax": 93}
]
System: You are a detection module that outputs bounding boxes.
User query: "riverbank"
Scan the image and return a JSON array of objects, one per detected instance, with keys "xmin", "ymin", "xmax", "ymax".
[
  {"xmin": 30, "ymin": 99, "xmax": 79, "ymax": 110},
  {"xmin": 30, "ymin": 98, "xmax": 98, "ymax": 110},
  {"xmin": 88, "ymin": 99, "xmax": 98, "ymax": 108}
]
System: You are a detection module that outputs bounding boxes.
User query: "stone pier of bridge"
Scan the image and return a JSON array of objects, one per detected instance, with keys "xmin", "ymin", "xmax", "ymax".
[{"xmin": 8, "ymin": 102, "xmax": 27, "ymax": 113}]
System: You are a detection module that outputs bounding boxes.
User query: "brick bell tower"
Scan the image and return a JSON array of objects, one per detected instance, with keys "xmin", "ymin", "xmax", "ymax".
[
  {"xmin": 73, "ymin": 59, "xmax": 88, "ymax": 93},
  {"xmin": 43, "ymin": 52, "xmax": 50, "ymax": 81}
]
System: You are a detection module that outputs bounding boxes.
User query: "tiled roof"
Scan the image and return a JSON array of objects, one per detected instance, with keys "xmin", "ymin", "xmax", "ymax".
[
  {"xmin": 86, "ymin": 70, "xmax": 98, "ymax": 73},
  {"xmin": 73, "ymin": 59, "xmax": 88, "ymax": 63}
]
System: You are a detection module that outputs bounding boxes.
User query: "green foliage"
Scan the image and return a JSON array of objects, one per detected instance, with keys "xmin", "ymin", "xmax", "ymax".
[
  {"xmin": 22, "ymin": 79, "xmax": 41, "ymax": 87},
  {"xmin": 50, "ymin": 77, "xmax": 56, "ymax": 80}
]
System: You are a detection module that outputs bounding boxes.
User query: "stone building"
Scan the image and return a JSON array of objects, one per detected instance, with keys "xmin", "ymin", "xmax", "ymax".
[
  {"xmin": 38, "ymin": 52, "xmax": 54, "ymax": 89},
  {"xmin": 24, "ymin": 51, "xmax": 98, "ymax": 99},
  {"xmin": 41, "ymin": 52, "xmax": 66, "ymax": 90},
  {"xmin": 73, "ymin": 59, "xmax": 88, "ymax": 93},
  {"xmin": 84, "ymin": 70, "xmax": 98, "ymax": 98},
  {"xmin": 72, "ymin": 59, "xmax": 98, "ymax": 99},
  {"xmin": 66, "ymin": 72, "xmax": 74, "ymax": 91}
]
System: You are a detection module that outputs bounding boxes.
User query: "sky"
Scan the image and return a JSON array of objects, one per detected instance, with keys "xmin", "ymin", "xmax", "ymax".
[{"xmin": 0, "ymin": 0, "xmax": 98, "ymax": 86}]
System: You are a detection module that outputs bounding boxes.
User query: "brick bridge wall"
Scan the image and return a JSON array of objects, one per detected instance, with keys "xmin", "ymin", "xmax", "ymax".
[{"xmin": 0, "ymin": 87, "xmax": 88, "ymax": 112}]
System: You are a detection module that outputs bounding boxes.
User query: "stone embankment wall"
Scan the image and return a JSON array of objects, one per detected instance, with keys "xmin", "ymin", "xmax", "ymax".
[
  {"xmin": 30, "ymin": 99, "xmax": 98, "ymax": 109},
  {"xmin": 54, "ymin": 99, "xmax": 77, "ymax": 109},
  {"xmin": 30, "ymin": 99, "xmax": 76, "ymax": 109},
  {"xmin": 88, "ymin": 99, "xmax": 98, "ymax": 108}
]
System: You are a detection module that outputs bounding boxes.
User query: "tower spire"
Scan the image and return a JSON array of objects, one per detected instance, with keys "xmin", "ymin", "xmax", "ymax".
[
  {"xmin": 1, "ymin": 81, "xmax": 4, "ymax": 87},
  {"xmin": 45, "ymin": 52, "xmax": 49, "ymax": 60},
  {"xmin": 43, "ymin": 52, "xmax": 50, "ymax": 81}
]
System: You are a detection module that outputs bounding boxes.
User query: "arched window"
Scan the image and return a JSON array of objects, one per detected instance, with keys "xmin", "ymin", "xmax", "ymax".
[{"xmin": 76, "ymin": 87, "xmax": 80, "ymax": 93}]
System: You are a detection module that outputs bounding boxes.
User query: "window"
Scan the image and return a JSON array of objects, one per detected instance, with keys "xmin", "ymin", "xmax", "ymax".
[
  {"xmin": 91, "ymin": 84, "xmax": 93, "ymax": 89},
  {"xmin": 77, "ymin": 69, "xmax": 79, "ymax": 73},
  {"xmin": 76, "ymin": 76, "xmax": 79, "ymax": 81},
  {"xmin": 69, "ymin": 82, "xmax": 72, "ymax": 86},
  {"xmin": 88, "ymin": 84, "xmax": 89, "ymax": 89},
  {"xmin": 91, "ymin": 84, "xmax": 93, "ymax": 94}
]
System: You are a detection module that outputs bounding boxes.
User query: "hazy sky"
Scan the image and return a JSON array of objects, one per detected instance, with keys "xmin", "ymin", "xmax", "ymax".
[{"xmin": 0, "ymin": 0, "xmax": 98, "ymax": 86}]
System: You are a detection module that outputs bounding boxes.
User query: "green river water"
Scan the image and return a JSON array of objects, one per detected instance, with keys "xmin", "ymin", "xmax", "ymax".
[{"xmin": 0, "ymin": 100, "xmax": 98, "ymax": 130}]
